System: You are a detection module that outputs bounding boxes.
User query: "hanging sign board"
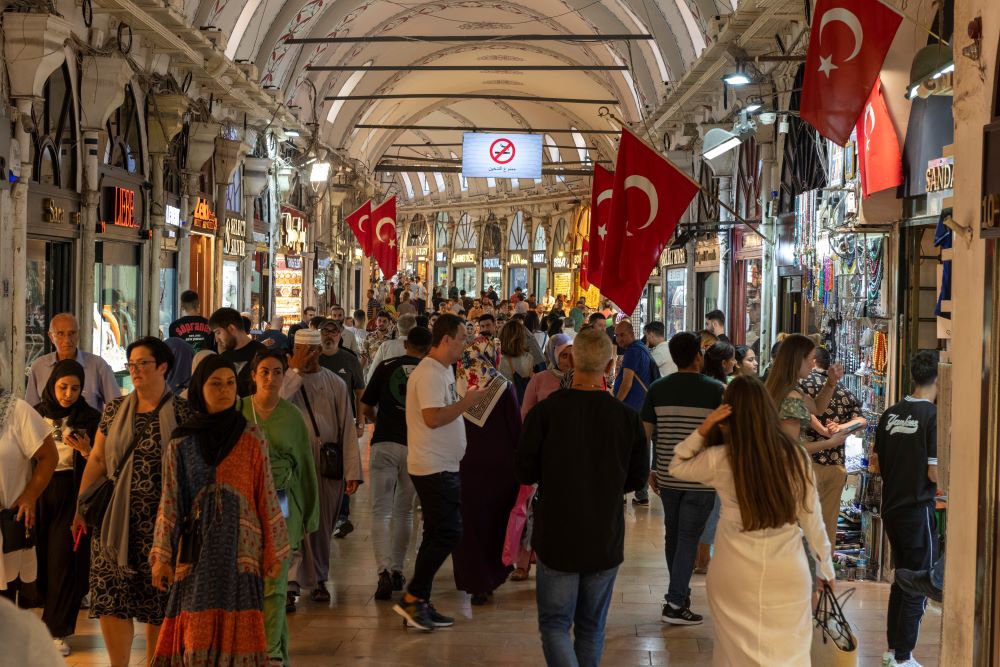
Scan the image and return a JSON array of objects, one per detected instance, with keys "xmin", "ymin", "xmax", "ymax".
[
  {"xmin": 553, "ymin": 255, "xmax": 569, "ymax": 270},
  {"xmin": 483, "ymin": 257, "xmax": 501, "ymax": 270},
  {"xmin": 102, "ymin": 186, "xmax": 138, "ymax": 228},
  {"xmin": 532, "ymin": 251, "xmax": 547, "ymax": 266},
  {"xmin": 192, "ymin": 197, "xmax": 218, "ymax": 233},
  {"xmin": 164, "ymin": 204, "xmax": 180, "ymax": 227},
  {"xmin": 462, "ymin": 133, "xmax": 543, "ymax": 179},
  {"xmin": 223, "ymin": 216, "xmax": 246, "ymax": 256}
]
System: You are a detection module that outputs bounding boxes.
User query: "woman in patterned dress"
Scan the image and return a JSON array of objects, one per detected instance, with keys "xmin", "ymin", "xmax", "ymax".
[
  {"xmin": 150, "ymin": 355, "xmax": 288, "ymax": 666},
  {"xmin": 75, "ymin": 337, "xmax": 191, "ymax": 667}
]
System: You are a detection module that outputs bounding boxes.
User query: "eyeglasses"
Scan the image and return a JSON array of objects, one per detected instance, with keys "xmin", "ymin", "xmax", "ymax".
[
  {"xmin": 51, "ymin": 330, "xmax": 79, "ymax": 339},
  {"xmin": 126, "ymin": 360, "xmax": 157, "ymax": 371}
]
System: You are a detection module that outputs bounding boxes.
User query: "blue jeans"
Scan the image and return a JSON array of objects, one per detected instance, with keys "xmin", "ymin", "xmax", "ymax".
[
  {"xmin": 535, "ymin": 560, "xmax": 619, "ymax": 667},
  {"xmin": 659, "ymin": 488, "xmax": 715, "ymax": 606}
]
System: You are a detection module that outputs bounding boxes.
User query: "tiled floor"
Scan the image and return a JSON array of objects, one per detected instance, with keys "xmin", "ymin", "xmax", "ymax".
[{"xmin": 62, "ymin": 439, "xmax": 942, "ymax": 666}]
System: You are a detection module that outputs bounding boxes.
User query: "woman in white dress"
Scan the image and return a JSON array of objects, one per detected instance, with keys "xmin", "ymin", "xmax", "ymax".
[{"xmin": 668, "ymin": 375, "xmax": 835, "ymax": 667}]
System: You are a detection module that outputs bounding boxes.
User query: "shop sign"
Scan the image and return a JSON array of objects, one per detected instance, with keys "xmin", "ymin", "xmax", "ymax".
[
  {"xmin": 664, "ymin": 247, "xmax": 686, "ymax": 266},
  {"xmin": 454, "ymin": 252, "xmax": 476, "ymax": 265},
  {"xmin": 553, "ymin": 255, "xmax": 569, "ymax": 270},
  {"xmin": 164, "ymin": 204, "xmax": 180, "ymax": 227},
  {"xmin": 532, "ymin": 251, "xmax": 547, "ymax": 265},
  {"xmin": 483, "ymin": 257, "xmax": 501, "ymax": 270},
  {"xmin": 223, "ymin": 216, "xmax": 246, "ymax": 256},
  {"xmin": 435, "ymin": 250, "xmax": 448, "ymax": 264},
  {"xmin": 286, "ymin": 255, "xmax": 303, "ymax": 270},
  {"xmin": 102, "ymin": 186, "xmax": 138, "ymax": 228},
  {"xmin": 926, "ymin": 157, "xmax": 954, "ymax": 194},
  {"xmin": 254, "ymin": 231, "xmax": 269, "ymax": 253},
  {"xmin": 508, "ymin": 253, "xmax": 528, "ymax": 266},
  {"xmin": 192, "ymin": 197, "xmax": 218, "ymax": 233},
  {"xmin": 695, "ymin": 241, "xmax": 719, "ymax": 269},
  {"xmin": 42, "ymin": 198, "xmax": 66, "ymax": 224}
]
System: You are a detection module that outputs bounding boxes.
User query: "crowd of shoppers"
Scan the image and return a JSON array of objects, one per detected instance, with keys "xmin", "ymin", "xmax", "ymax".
[{"xmin": 2, "ymin": 283, "xmax": 942, "ymax": 667}]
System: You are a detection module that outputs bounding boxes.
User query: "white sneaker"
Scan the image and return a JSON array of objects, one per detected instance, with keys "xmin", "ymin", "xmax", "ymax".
[
  {"xmin": 894, "ymin": 659, "xmax": 924, "ymax": 667},
  {"xmin": 880, "ymin": 652, "xmax": 896, "ymax": 667},
  {"xmin": 53, "ymin": 638, "xmax": 70, "ymax": 657}
]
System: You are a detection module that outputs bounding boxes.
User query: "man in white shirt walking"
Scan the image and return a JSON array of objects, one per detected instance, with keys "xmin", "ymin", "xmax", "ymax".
[
  {"xmin": 644, "ymin": 321, "xmax": 677, "ymax": 378},
  {"xmin": 393, "ymin": 314, "xmax": 484, "ymax": 632},
  {"xmin": 25, "ymin": 313, "xmax": 119, "ymax": 411}
]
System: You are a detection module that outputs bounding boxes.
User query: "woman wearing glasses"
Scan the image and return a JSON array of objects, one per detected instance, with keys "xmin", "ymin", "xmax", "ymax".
[{"xmin": 75, "ymin": 337, "xmax": 192, "ymax": 667}]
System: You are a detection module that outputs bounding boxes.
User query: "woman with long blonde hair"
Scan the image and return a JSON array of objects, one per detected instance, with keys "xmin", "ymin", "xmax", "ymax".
[{"xmin": 668, "ymin": 375, "xmax": 835, "ymax": 665}]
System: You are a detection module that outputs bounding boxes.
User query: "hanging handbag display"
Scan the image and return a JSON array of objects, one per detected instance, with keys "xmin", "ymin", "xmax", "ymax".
[
  {"xmin": 299, "ymin": 387, "xmax": 344, "ymax": 481},
  {"xmin": 811, "ymin": 585, "xmax": 859, "ymax": 667},
  {"xmin": 78, "ymin": 392, "xmax": 173, "ymax": 528},
  {"xmin": 0, "ymin": 508, "xmax": 35, "ymax": 554}
]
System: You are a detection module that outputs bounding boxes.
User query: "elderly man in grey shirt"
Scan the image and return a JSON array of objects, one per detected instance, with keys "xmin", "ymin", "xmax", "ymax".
[{"xmin": 25, "ymin": 313, "xmax": 119, "ymax": 411}]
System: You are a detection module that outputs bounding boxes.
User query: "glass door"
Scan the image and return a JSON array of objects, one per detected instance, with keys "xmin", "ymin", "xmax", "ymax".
[
  {"xmin": 94, "ymin": 242, "xmax": 142, "ymax": 389},
  {"xmin": 26, "ymin": 238, "xmax": 74, "ymax": 372}
]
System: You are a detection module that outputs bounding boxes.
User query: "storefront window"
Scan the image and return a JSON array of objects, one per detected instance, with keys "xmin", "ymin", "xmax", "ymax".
[
  {"xmin": 26, "ymin": 240, "xmax": 50, "ymax": 369},
  {"xmin": 666, "ymin": 268, "xmax": 686, "ymax": 338},
  {"xmin": 743, "ymin": 259, "xmax": 762, "ymax": 350},
  {"xmin": 159, "ymin": 264, "xmax": 177, "ymax": 339},
  {"xmin": 221, "ymin": 260, "xmax": 240, "ymax": 309},
  {"xmin": 509, "ymin": 267, "xmax": 528, "ymax": 293},
  {"xmin": 533, "ymin": 268, "xmax": 548, "ymax": 297},
  {"xmin": 94, "ymin": 242, "xmax": 141, "ymax": 389},
  {"xmin": 454, "ymin": 267, "xmax": 477, "ymax": 294},
  {"xmin": 483, "ymin": 270, "xmax": 502, "ymax": 294},
  {"xmin": 434, "ymin": 266, "xmax": 448, "ymax": 291},
  {"xmin": 697, "ymin": 272, "xmax": 719, "ymax": 325}
]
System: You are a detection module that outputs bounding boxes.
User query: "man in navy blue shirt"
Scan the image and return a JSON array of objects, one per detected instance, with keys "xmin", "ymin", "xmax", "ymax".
[{"xmin": 613, "ymin": 319, "xmax": 659, "ymax": 506}]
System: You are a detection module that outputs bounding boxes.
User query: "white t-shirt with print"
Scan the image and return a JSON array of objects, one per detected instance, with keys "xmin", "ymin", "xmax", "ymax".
[
  {"xmin": 0, "ymin": 398, "xmax": 53, "ymax": 586},
  {"xmin": 405, "ymin": 357, "xmax": 466, "ymax": 475}
]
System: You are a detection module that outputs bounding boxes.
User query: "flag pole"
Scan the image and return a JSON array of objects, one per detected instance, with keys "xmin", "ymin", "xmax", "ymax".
[{"xmin": 599, "ymin": 109, "xmax": 773, "ymax": 245}]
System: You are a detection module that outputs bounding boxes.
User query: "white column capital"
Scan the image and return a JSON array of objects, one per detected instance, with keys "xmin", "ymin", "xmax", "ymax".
[
  {"xmin": 147, "ymin": 93, "xmax": 189, "ymax": 154},
  {"xmin": 79, "ymin": 54, "xmax": 133, "ymax": 132},
  {"xmin": 3, "ymin": 13, "xmax": 71, "ymax": 99},
  {"xmin": 214, "ymin": 136, "xmax": 250, "ymax": 186}
]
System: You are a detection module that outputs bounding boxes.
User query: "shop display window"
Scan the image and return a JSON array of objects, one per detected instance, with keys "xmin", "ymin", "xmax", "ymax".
[
  {"xmin": 94, "ymin": 242, "xmax": 141, "ymax": 388},
  {"xmin": 25, "ymin": 239, "xmax": 75, "ymax": 373},
  {"xmin": 434, "ymin": 266, "xmax": 449, "ymax": 291},
  {"xmin": 159, "ymin": 265, "xmax": 177, "ymax": 339},
  {"xmin": 483, "ymin": 270, "xmax": 502, "ymax": 294},
  {"xmin": 222, "ymin": 260, "xmax": 240, "ymax": 309},
  {"xmin": 666, "ymin": 268, "xmax": 686, "ymax": 338},
  {"xmin": 509, "ymin": 267, "xmax": 528, "ymax": 293},
  {"xmin": 697, "ymin": 272, "xmax": 719, "ymax": 325},
  {"xmin": 454, "ymin": 267, "xmax": 477, "ymax": 295},
  {"xmin": 533, "ymin": 269, "xmax": 548, "ymax": 297}
]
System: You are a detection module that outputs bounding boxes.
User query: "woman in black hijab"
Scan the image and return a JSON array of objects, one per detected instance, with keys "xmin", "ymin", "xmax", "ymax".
[
  {"xmin": 32, "ymin": 359, "xmax": 102, "ymax": 654},
  {"xmin": 149, "ymin": 354, "xmax": 288, "ymax": 666}
]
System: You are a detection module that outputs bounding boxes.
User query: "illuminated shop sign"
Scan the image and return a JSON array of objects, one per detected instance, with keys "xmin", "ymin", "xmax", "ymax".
[
  {"xmin": 508, "ymin": 253, "xmax": 528, "ymax": 266},
  {"xmin": 453, "ymin": 252, "xmax": 476, "ymax": 265},
  {"xmin": 552, "ymin": 255, "xmax": 569, "ymax": 269},
  {"xmin": 102, "ymin": 186, "xmax": 138, "ymax": 228},
  {"xmin": 164, "ymin": 204, "xmax": 180, "ymax": 227},
  {"xmin": 435, "ymin": 250, "xmax": 448, "ymax": 264},
  {"xmin": 483, "ymin": 257, "xmax": 501, "ymax": 270},
  {"xmin": 280, "ymin": 211, "xmax": 306, "ymax": 254},
  {"xmin": 192, "ymin": 197, "xmax": 218, "ymax": 233},
  {"xmin": 926, "ymin": 157, "xmax": 954, "ymax": 194},
  {"xmin": 223, "ymin": 216, "xmax": 246, "ymax": 256},
  {"xmin": 532, "ymin": 252, "xmax": 547, "ymax": 265}
]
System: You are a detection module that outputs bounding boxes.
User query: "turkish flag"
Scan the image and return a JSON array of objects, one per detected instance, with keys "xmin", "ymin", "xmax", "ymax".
[
  {"xmin": 587, "ymin": 163, "xmax": 614, "ymax": 289},
  {"xmin": 856, "ymin": 78, "xmax": 903, "ymax": 198},
  {"xmin": 602, "ymin": 128, "xmax": 699, "ymax": 313},
  {"xmin": 345, "ymin": 200, "xmax": 372, "ymax": 255},
  {"xmin": 800, "ymin": 0, "xmax": 902, "ymax": 146},
  {"xmin": 371, "ymin": 197, "xmax": 398, "ymax": 278}
]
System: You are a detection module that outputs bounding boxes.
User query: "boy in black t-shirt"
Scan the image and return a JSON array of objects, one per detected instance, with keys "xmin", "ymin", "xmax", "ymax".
[
  {"xmin": 874, "ymin": 351, "xmax": 939, "ymax": 667},
  {"xmin": 359, "ymin": 326, "xmax": 432, "ymax": 601},
  {"xmin": 168, "ymin": 290, "xmax": 215, "ymax": 352}
]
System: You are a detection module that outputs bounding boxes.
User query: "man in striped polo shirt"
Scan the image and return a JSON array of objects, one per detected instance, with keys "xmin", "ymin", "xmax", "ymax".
[{"xmin": 641, "ymin": 331, "xmax": 724, "ymax": 626}]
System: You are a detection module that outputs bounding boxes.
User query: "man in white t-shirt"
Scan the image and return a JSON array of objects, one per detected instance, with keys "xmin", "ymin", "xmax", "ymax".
[
  {"xmin": 393, "ymin": 314, "xmax": 484, "ymax": 632},
  {"xmin": 644, "ymin": 321, "xmax": 677, "ymax": 377}
]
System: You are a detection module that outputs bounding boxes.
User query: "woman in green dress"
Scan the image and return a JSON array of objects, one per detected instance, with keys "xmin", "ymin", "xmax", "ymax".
[{"xmin": 239, "ymin": 350, "xmax": 319, "ymax": 666}]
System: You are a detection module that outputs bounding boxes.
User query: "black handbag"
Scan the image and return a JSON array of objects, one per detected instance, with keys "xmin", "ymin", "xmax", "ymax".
[
  {"xmin": 176, "ymin": 505, "xmax": 203, "ymax": 566},
  {"xmin": 78, "ymin": 392, "xmax": 172, "ymax": 528},
  {"xmin": 300, "ymin": 388, "xmax": 344, "ymax": 480},
  {"xmin": 0, "ymin": 508, "xmax": 35, "ymax": 554}
]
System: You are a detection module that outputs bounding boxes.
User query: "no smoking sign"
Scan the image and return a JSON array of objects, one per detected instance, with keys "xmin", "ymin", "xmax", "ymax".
[{"xmin": 489, "ymin": 138, "xmax": 516, "ymax": 164}]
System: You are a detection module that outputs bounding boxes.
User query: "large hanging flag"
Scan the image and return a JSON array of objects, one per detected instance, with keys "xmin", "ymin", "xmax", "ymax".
[
  {"xmin": 345, "ymin": 200, "xmax": 373, "ymax": 255},
  {"xmin": 800, "ymin": 0, "xmax": 902, "ymax": 146},
  {"xmin": 371, "ymin": 196, "xmax": 398, "ymax": 278},
  {"xmin": 856, "ymin": 78, "xmax": 903, "ymax": 198},
  {"xmin": 602, "ymin": 128, "xmax": 699, "ymax": 314},
  {"xmin": 586, "ymin": 163, "xmax": 614, "ymax": 289}
]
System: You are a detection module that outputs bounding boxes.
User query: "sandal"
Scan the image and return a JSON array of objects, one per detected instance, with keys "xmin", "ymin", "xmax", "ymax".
[{"xmin": 510, "ymin": 567, "xmax": 529, "ymax": 581}]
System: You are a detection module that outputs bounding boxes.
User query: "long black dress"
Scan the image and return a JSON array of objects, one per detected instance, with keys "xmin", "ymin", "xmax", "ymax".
[{"xmin": 453, "ymin": 385, "xmax": 521, "ymax": 595}]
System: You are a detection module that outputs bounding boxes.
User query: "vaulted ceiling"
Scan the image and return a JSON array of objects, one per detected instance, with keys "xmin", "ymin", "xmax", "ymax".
[{"xmin": 185, "ymin": 0, "xmax": 738, "ymax": 199}]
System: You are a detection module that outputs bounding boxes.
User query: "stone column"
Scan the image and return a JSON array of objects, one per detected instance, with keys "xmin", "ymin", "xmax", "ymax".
[
  {"xmin": 243, "ymin": 156, "xmax": 273, "ymax": 323},
  {"xmin": 758, "ymin": 142, "xmax": 778, "ymax": 367},
  {"xmin": 78, "ymin": 53, "xmax": 132, "ymax": 350},
  {"xmin": 2, "ymin": 13, "xmax": 71, "ymax": 393},
  {"xmin": 214, "ymin": 136, "xmax": 249, "ymax": 310},
  {"xmin": 146, "ymin": 93, "xmax": 187, "ymax": 335},
  {"xmin": 182, "ymin": 122, "xmax": 219, "ymax": 306}
]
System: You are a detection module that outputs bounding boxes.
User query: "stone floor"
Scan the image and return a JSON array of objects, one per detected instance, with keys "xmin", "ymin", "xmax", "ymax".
[{"xmin": 62, "ymin": 439, "xmax": 942, "ymax": 666}]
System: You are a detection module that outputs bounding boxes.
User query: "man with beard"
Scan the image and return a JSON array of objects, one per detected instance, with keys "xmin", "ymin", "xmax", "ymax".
[
  {"xmin": 362, "ymin": 312, "xmax": 394, "ymax": 369},
  {"xmin": 328, "ymin": 306, "xmax": 361, "ymax": 357},
  {"xmin": 208, "ymin": 307, "xmax": 266, "ymax": 397}
]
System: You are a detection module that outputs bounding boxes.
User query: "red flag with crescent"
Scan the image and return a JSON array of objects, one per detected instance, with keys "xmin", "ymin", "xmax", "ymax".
[
  {"xmin": 587, "ymin": 163, "xmax": 614, "ymax": 290},
  {"xmin": 345, "ymin": 200, "xmax": 372, "ymax": 255},
  {"xmin": 602, "ymin": 128, "xmax": 699, "ymax": 314},
  {"xmin": 856, "ymin": 78, "xmax": 903, "ymax": 198},
  {"xmin": 800, "ymin": 0, "xmax": 902, "ymax": 146},
  {"xmin": 371, "ymin": 197, "xmax": 398, "ymax": 278}
]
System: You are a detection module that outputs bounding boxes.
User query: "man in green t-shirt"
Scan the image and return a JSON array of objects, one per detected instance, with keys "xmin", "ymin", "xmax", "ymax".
[{"xmin": 640, "ymin": 331, "xmax": 724, "ymax": 626}]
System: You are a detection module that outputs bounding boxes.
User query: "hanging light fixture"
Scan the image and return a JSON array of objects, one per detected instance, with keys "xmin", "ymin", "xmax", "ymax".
[
  {"xmin": 906, "ymin": 43, "xmax": 954, "ymax": 99},
  {"xmin": 722, "ymin": 65, "xmax": 752, "ymax": 86},
  {"xmin": 702, "ymin": 128, "xmax": 742, "ymax": 161}
]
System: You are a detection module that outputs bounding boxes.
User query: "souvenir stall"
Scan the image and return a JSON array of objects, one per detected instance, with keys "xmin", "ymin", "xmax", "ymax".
[{"xmin": 794, "ymin": 149, "xmax": 895, "ymax": 582}]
